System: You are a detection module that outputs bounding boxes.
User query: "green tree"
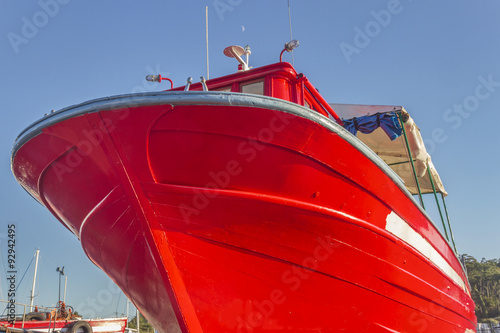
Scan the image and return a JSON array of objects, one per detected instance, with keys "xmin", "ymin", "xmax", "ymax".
[
  {"xmin": 463, "ymin": 255, "xmax": 500, "ymax": 321},
  {"xmin": 128, "ymin": 313, "xmax": 154, "ymax": 333}
]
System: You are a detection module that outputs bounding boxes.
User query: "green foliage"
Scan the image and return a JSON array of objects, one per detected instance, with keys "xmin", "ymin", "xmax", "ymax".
[
  {"xmin": 128, "ymin": 313, "xmax": 154, "ymax": 333},
  {"xmin": 463, "ymin": 255, "xmax": 500, "ymax": 320},
  {"xmin": 482, "ymin": 318, "xmax": 499, "ymax": 325}
]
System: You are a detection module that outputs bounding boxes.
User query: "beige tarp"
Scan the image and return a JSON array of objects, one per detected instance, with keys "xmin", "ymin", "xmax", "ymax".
[{"xmin": 330, "ymin": 104, "xmax": 447, "ymax": 196}]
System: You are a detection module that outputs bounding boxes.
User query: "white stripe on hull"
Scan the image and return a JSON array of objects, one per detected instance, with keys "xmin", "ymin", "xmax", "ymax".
[{"xmin": 385, "ymin": 211, "xmax": 466, "ymax": 291}]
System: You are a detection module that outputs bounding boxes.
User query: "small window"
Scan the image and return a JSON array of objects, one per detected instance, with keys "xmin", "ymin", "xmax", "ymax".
[
  {"xmin": 304, "ymin": 98, "xmax": 317, "ymax": 111},
  {"xmin": 241, "ymin": 81, "xmax": 264, "ymax": 95},
  {"xmin": 216, "ymin": 86, "xmax": 232, "ymax": 92}
]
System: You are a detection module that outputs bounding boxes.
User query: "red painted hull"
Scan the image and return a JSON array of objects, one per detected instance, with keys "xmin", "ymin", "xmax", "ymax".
[
  {"xmin": 0, "ymin": 318, "xmax": 127, "ymax": 333},
  {"xmin": 12, "ymin": 92, "xmax": 476, "ymax": 332}
]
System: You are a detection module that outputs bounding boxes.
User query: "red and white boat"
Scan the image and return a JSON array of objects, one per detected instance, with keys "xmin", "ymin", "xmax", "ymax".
[
  {"xmin": 11, "ymin": 43, "xmax": 477, "ymax": 332},
  {"xmin": 0, "ymin": 318, "xmax": 128, "ymax": 333},
  {"xmin": 0, "ymin": 301, "xmax": 127, "ymax": 333}
]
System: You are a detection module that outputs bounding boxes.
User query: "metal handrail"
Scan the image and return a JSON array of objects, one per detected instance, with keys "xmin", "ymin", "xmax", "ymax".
[
  {"xmin": 427, "ymin": 164, "xmax": 450, "ymax": 241},
  {"xmin": 1, "ymin": 299, "xmax": 55, "ymax": 313},
  {"xmin": 441, "ymin": 194, "xmax": 458, "ymax": 253},
  {"xmin": 0, "ymin": 299, "xmax": 56, "ymax": 328},
  {"xmin": 397, "ymin": 112, "xmax": 425, "ymax": 209}
]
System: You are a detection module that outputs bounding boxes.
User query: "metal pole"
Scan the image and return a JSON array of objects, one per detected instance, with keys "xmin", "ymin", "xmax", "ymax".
[
  {"xmin": 126, "ymin": 299, "xmax": 129, "ymax": 328},
  {"xmin": 63, "ymin": 276, "xmax": 67, "ymax": 303},
  {"xmin": 56, "ymin": 267, "xmax": 64, "ymax": 303},
  {"xmin": 30, "ymin": 249, "xmax": 40, "ymax": 311},
  {"xmin": 387, "ymin": 159, "xmax": 416, "ymax": 166},
  {"xmin": 426, "ymin": 165, "xmax": 449, "ymax": 241},
  {"xmin": 205, "ymin": 6, "xmax": 209, "ymax": 80},
  {"xmin": 397, "ymin": 112, "xmax": 425, "ymax": 209},
  {"xmin": 287, "ymin": 0, "xmax": 294, "ymax": 66},
  {"xmin": 136, "ymin": 308, "xmax": 140, "ymax": 333},
  {"xmin": 58, "ymin": 273, "xmax": 61, "ymax": 302},
  {"xmin": 441, "ymin": 194, "xmax": 458, "ymax": 253},
  {"xmin": 22, "ymin": 305, "xmax": 26, "ymax": 328}
]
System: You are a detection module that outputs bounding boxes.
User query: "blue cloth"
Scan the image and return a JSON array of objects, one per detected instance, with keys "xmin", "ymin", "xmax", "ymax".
[{"xmin": 342, "ymin": 112, "xmax": 402, "ymax": 141}]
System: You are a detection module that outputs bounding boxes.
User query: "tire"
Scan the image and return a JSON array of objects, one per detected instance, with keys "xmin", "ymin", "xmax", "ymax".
[
  {"xmin": 25, "ymin": 312, "xmax": 45, "ymax": 321},
  {"xmin": 69, "ymin": 321, "xmax": 93, "ymax": 333}
]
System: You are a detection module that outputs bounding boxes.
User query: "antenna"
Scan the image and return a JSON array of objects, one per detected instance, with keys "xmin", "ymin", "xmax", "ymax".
[
  {"xmin": 56, "ymin": 266, "xmax": 65, "ymax": 303},
  {"xmin": 29, "ymin": 249, "xmax": 40, "ymax": 311},
  {"xmin": 287, "ymin": 0, "xmax": 295, "ymax": 65},
  {"xmin": 223, "ymin": 45, "xmax": 251, "ymax": 71},
  {"xmin": 206, "ymin": 6, "xmax": 209, "ymax": 80}
]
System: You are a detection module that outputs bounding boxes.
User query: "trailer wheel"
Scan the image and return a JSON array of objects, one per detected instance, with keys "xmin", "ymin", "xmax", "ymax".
[
  {"xmin": 69, "ymin": 320, "xmax": 93, "ymax": 333},
  {"xmin": 25, "ymin": 312, "xmax": 45, "ymax": 321}
]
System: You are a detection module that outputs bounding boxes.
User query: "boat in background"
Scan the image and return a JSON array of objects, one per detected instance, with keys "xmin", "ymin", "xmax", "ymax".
[
  {"xmin": 11, "ymin": 42, "xmax": 477, "ymax": 332},
  {"xmin": 0, "ymin": 300, "xmax": 127, "ymax": 333}
]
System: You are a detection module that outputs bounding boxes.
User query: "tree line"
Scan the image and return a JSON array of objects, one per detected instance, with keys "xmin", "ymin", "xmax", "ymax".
[
  {"xmin": 463, "ymin": 255, "xmax": 500, "ymax": 320},
  {"xmin": 128, "ymin": 313, "xmax": 154, "ymax": 333}
]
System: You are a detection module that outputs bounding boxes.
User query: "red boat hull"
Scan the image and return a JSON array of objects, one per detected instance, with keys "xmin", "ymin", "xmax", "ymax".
[{"xmin": 11, "ymin": 93, "xmax": 476, "ymax": 332}]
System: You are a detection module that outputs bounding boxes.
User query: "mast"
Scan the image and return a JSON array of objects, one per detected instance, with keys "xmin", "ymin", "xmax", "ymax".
[
  {"xmin": 126, "ymin": 299, "xmax": 129, "ymax": 328},
  {"xmin": 136, "ymin": 308, "xmax": 140, "ymax": 333},
  {"xmin": 63, "ymin": 276, "xmax": 67, "ymax": 302},
  {"xmin": 29, "ymin": 249, "xmax": 40, "ymax": 311},
  {"xmin": 56, "ymin": 266, "xmax": 65, "ymax": 303}
]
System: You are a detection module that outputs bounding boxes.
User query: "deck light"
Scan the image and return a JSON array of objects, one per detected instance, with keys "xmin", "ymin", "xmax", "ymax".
[
  {"xmin": 285, "ymin": 39, "xmax": 299, "ymax": 52},
  {"xmin": 280, "ymin": 39, "xmax": 299, "ymax": 62},
  {"xmin": 146, "ymin": 75, "xmax": 160, "ymax": 82},
  {"xmin": 145, "ymin": 74, "xmax": 173, "ymax": 89}
]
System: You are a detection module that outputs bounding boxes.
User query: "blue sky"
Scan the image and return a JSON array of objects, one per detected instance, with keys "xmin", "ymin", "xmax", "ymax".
[{"xmin": 1, "ymin": 0, "xmax": 499, "ymax": 319}]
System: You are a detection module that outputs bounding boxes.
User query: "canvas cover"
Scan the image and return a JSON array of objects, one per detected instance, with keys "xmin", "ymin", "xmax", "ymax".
[{"xmin": 330, "ymin": 104, "xmax": 447, "ymax": 196}]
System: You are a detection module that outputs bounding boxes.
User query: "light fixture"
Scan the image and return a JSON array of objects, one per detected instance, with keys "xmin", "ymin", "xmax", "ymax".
[
  {"xmin": 145, "ymin": 74, "xmax": 173, "ymax": 90},
  {"xmin": 280, "ymin": 39, "xmax": 299, "ymax": 62},
  {"xmin": 285, "ymin": 39, "xmax": 299, "ymax": 52}
]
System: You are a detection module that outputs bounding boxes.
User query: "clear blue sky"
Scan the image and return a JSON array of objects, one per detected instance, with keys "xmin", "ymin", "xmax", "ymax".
[{"xmin": 1, "ymin": 0, "xmax": 499, "ymax": 319}]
